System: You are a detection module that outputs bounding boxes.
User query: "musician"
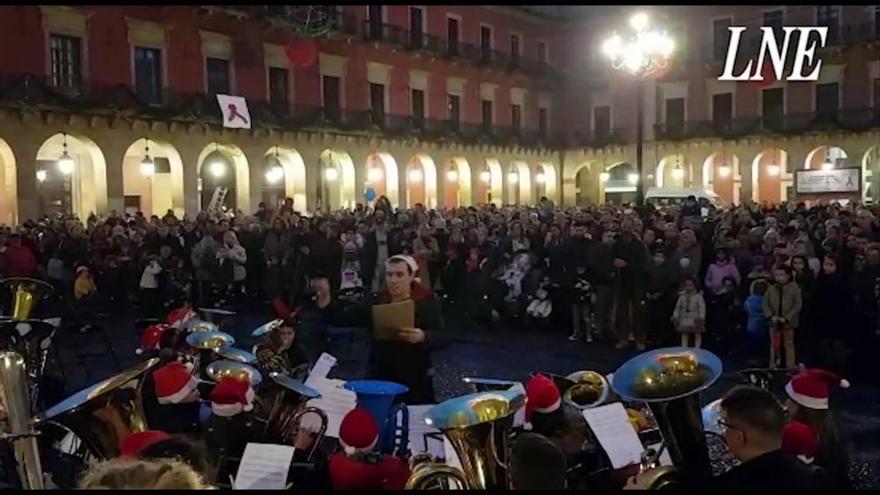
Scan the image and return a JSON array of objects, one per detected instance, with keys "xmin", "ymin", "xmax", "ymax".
[
  {"xmin": 626, "ymin": 385, "xmax": 828, "ymax": 490},
  {"xmin": 317, "ymin": 254, "xmax": 444, "ymax": 404},
  {"xmin": 509, "ymin": 432, "xmax": 568, "ymax": 489},
  {"xmin": 147, "ymin": 362, "xmax": 208, "ymax": 435},
  {"xmin": 782, "ymin": 368, "xmax": 851, "ymax": 488},
  {"xmin": 254, "ymin": 318, "xmax": 310, "ymax": 378},
  {"xmin": 328, "ymin": 408, "xmax": 410, "ymax": 490},
  {"xmin": 205, "ymin": 376, "xmax": 261, "ymax": 482}
]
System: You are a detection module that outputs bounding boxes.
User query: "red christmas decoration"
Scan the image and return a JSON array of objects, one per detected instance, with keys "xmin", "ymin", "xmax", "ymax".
[{"xmin": 286, "ymin": 38, "xmax": 318, "ymax": 68}]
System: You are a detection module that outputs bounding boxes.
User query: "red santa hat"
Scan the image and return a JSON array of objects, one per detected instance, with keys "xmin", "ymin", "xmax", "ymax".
[
  {"xmin": 167, "ymin": 306, "xmax": 197, "ymax": 328},
  {"xmin": 153, "ymin": 362, "xmax": 198, "ymax": 405},
  {"xmin": 136, "ymin": 324, "xmax": 169, "ymax": 355},
  {"xmin": 785, "ymin": 367, "xmax": 849, "ymax": 410},
  {"xmin": 120, "ymin": 430, "xmax": 170, "ymax": 457},
  {"xmin": 782, "ymin": 420, "xmax": 819, "ymax": 465},
  {"xmin": 210, "ymin": 376, "xmax": 255, "ymax": 417},
  {"xmin": 525, "ymin": 373, "xmax": 562, "ymax": 423},
  {"xmin": 338, "ymin": 408, "xmax": 379, "ymax": 456}
]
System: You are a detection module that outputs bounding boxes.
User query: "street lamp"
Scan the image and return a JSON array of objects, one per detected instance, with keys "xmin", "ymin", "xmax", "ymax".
[
  {"xmin": 324, "ymin": 167, "xmax": 339, "ymax": 181},
  {"xmin": 446, "ymin": 169, "xmax": 458, "ymax": 182},
  {"xmin": 36, "ymin": 170, "xmax": 47, "ymax": 183},
  {"xmin": 409, "ymin": 168, "xmax": 423, "ymax": 183},
  {"xmin": 480, "ymin": 171, "xmax": 492, "ymax": 183},
  {"xmin": 140, "ymin": 139, "xmax": 155, "ymax": 177},
  {"xmin": 57, "ymin": 133, "xmax": 75, "ymax": 175},
  {"xmin": 603, "ymin": 12, "xmax": 674, "ymax": 206},
  {"xmin": 507, "ymin": 171, "xmax": 518, "ymax": 184}
]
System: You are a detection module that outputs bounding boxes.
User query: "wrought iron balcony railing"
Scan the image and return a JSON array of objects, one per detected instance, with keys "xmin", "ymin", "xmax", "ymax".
[{"xmin": 653, "ymin": 109, "xmax": 880, "ymax": 140}]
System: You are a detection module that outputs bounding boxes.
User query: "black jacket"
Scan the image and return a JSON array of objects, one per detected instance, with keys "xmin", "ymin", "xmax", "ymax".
[{"xmin": 714, "ymin": 449, "xmax": 830, "ymax": 491}]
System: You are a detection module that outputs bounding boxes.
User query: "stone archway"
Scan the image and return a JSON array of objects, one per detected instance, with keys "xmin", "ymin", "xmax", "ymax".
[
  {"xmin": 196, "ymin": 143, "xmax": 250, "ymax": 212},
  {"xmin": 656, "ymin": 153, "xmax": 689, "ymax": 188},
  {"xmin": 535, "ymin": 162, "xmax": 558, "ymax": 203},
  {"xmin": 601, "ymin": 162, "xmax": 637, "ymax": 204},
  {"xmin": 365, "ymin": 152, "xmax": 400, "ymax": 207},
  {"xmin": 0, "ymin": 138, "xmax": 17, "ymax": 226},
  {"xmin": 477, "ymin": 158, "xmax": 504, "ymax": 206},
  {"xmin": 406, "ymin": 154, "xmax": 438, "ymax": 208},
  {"xmin": 441, "ymin": 157, "xmax": 472, "ymax": 207},
  {"xmin": 264, "ymin": 146, "xmax": 307, "ymax": 211},
  {"xmin": 507, "ymin": 161, "xmax": 532, "ymax": 205},
  {"xmin": 751, "ymin": 148, "xmax": 788, "ymax": 203},
  {"xmin": 320, "ymin": 149, "xmax": 356, "ymax": 210},
  {"xmin": 35, "ymin": 132, "xmax": 108, "ymax": 220},
  {"xmin": 805, "ymin": 145, "xmax": 848, "ymax": 170},
  {"xmin": 122, "ymin": 138, "xmax": 185, "ymax": 217},
  {"xmin": 703, "ymin": 151, "xmax": 741, "ymax": 205},
  {"xmin": 572, "ymin": 162, "xmax": 594, "ymax": 206}
]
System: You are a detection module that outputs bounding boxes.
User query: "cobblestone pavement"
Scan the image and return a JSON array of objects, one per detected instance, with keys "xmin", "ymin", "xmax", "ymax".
[{"xmin": 47, "ymin": 305, "xmax": 879, "ymax": 489}]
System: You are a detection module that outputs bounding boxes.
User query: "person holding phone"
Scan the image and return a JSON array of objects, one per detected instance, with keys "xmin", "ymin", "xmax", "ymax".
[{"xmin": 315, "ymin": 254, "xmax": 444, "ymax": 405}]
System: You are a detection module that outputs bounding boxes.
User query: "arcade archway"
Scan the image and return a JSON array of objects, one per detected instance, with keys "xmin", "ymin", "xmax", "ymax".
[
  {"xmin": 751, "ymin": 148, "xmax": 788, "ymax": 203},
  {"xmin": 196, "ymin": 143, "xmax": 250, "ymax": 212},
  {"xmin": 35, "ymin": 132, "xmax": 108, "ymax": 220},
  {"xmin": 122, "ymin": 138, "xmax": 184, "ymax": 217},
  {"xmin": 365, "ymin": 152, "xmax": 400, "ymax": 207},
  {"xmin": 535, "ymin": 162, "xmax": 558, "ymax": 203},
  {"xmin": 0, "ymin": 139, "xmax": 17, "ymax": 225},
  {"xmin": 703, "ymin": 151, "xmax": 741, "ymax": 205},
  {"xmin": 264, "ymin": 146, "xmax": 307, "ymax": 211},
  {"xmin": 405, "ymin": 154, "xmax": 438, "ymax": 208},
  {"xmin": 477, "ymin": 158, "xmax": 503, "ymax": 206},
  {"xmin": 319, "ymin": 149, "xmax": 356, "ymax": 210},
  {"xmin": 656, "ymin": 153, "xmax": 689, "ymax": 188},
  {"xmin": 507, "ymin": 161, "xmax": 532, "ymax": 205},
  {"xmin": 601, "ymin": 162, "xmax": 638, "ymax": 204},
  {"xmin": 441, "ymin": 157, "xmax": 472, "ymax": 207}
]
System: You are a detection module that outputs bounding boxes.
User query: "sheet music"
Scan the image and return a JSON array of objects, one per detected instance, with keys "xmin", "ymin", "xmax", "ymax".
[
  {"xmin": 234, "ymin": 443, "xmax": 295, "ymax": 490},
  {"xmin": 582, "ymin": 402, "xmax": 645, "ymax": 469},
  {"xmin": 307, "ymin": 353, "xmax": 337, "ymax": 383},
  {"xmin": 407, "ymin": 405, "xmax": 444, "ymax": 458},
  {"xmin": 305, "ymin": 378, "xmax": 357, "ymax": 438},
  {"xmin": 507, "ymin": 382, "xmax": 526, "ymax": 427}
]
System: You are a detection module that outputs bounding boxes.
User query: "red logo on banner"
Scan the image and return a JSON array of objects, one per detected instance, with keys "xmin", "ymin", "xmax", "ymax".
[{"xmin": 286, "ymin": 38, "xmax": 318, "ymax": 68}]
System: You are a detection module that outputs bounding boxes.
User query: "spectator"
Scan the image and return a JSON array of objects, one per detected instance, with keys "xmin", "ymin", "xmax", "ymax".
[
  {"xmin": 672, "ymin": 276, "xmax": 706, "ymax": 348},
  {"xmin": 78, "ymin": 458, "xmax": 208, "ymax": 489},
  {"xmin": 763, "ymin": 265, "xmax": 802, "ymax": 369}
]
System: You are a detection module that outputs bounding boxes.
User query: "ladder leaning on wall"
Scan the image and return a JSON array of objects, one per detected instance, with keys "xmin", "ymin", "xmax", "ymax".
[{"xmin": 208, "ymin": 187, "xmax": 228, "ymax": 214}]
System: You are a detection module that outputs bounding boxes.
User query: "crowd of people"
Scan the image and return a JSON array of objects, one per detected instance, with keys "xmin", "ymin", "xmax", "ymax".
[{"xmin": 1, "ymin": 193, "xmax": 878, "ymax": 489}]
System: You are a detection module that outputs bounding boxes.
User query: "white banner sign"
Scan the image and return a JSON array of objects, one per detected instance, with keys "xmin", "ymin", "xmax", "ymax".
[
  {"xmin": 795, "ymin": 168, "xmax": 860, "ymax": 194},
  {"xmin": 217, "ymin": 94, "xmax": 251, "ymax": 129}
]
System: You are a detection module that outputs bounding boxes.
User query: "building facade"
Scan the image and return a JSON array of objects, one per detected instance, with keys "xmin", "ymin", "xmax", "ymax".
[{"xmin": 0, "ymin": 5, "xmax": 878, "ymax": 226}]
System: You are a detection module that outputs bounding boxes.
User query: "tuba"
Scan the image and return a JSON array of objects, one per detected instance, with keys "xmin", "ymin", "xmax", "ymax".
[
  {"xmin": 406, "ymin": 388, "xmax": 525, "ymax": 490},
  {"xmin": 562, "ymin": 370, "xmax": 610, "ymax": 409},
  {"xmin": 261, "ymin": 372, "xmax": 327, "ymax": 460},
  {"xmin": 0, "ymin": 351, "xmax": 45, "ymax": 489},
  {"xmin": 344, "ymin": 380, "xmax": 409, "ymax": 456},
  {"xmin": 611, "ymin": 347, "xmax": 722, "ymax": 488},
  {"xmin": 37, "ymin": 358, "xmax": 158, "ymax": 460}
]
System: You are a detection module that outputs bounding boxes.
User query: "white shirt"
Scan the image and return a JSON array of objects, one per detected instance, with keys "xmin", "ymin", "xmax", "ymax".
[{"xmin": 140, "ymin": 262, "xmax": 163, "ymax": 289}]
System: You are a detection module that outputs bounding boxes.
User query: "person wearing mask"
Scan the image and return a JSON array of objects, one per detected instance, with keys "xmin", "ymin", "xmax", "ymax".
[
  {"xmin": 782, "ymin": 368, "xmax": 852, "ymax": 488},
  {"xmin": 328, "ymin": 408, "xmax": 410, "ymax": 490},
  {"xmin": 612, "ymin": 217, "xmax": 647, "ymax": 350},
  {"xmin": 318, "ymin": 254, "xmax": 443, "ymax": 404},
  {"xmin": 763, "ymin": 265, "xmax": 802, "ymax": 369},
  {"xmin": 509, "ymin": 432, "xmax": 567, "ymax": 490}
]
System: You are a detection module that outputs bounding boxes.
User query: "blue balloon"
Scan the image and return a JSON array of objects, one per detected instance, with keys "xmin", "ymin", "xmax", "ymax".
[{"xmin": 364, "ymin": 187, "xmax": 377, "ymax": 202}]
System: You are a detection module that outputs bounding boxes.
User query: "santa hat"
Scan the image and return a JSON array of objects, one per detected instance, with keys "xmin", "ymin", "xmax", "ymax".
[
  {"xmin": 136, "ymin": 324, "xmax": 168, "ymax": 355},
  {"xmin": 120, "ymin": 430, "xmax": 170, "ymax": 457},
  {"xmin": 386, "ymin": 254, "xmax": 419, "ymax": 275},
  {"xmin": 76, "ymin": 265, "xmax": 89, "ymax": 275},
  {"xmin": 525, "ymin": 373, "xmax": 561, "ymax": 423},
  {"xmin": 338, "ymin": 408, "xmax": 379, "ymax": 456},
  {"xmin": 782, "ymin": 420, "xmax": 819, "ymax": 465},
  {"xmin": 167, "ymin": 307, "xmax": 197, "ymax": 328},
  {"xmin": 210, "ymin": 376, "xmax": 255, "ymax": 417},
  {"xmin": 153, "ymin": 362, "xmax": 198, "ymax": 405},
  {"xmin": 785, "ymin": 367, "xmax": 849, "ymax": 410}
]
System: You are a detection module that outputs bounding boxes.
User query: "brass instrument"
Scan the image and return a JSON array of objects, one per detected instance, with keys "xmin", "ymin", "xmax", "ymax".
[
  {"xmin": 215, "ymin": 345, "xmax": 257, "ymax": 364},
  {"xmin": 204, "ymin": 360, "xmax": 262, "ymax": 387},
  {"xmin": 610, "ymin": 346, "xmax": 722, "ymax": 488},
  {"xmin": 405, "ymin": 388, "xmax": 525, "ymax": 490},
  {"xmin": 37, "ymin": 358, "xmax": 158, "ymax": 460},
  {"xmin": 461, "ymin": 377, "xmax": 518, "ymax": 394},
  {"xmin": 407, "ymin": 452, "xmax": 468, "ymax": 490},
  {"xmin": 262, "ymin": 372, "xmax": 327, "ymax": 460},
  {"xmin": 562, "ymin": 370, "xmax": 610, "ymax": 409},
  {"xmin": 186, "ymin": 330, "xmax": 235, "ymax": 378},
  {"xmin": 0, "ymin": 351, "xmax": 45, "ymax": 489}
]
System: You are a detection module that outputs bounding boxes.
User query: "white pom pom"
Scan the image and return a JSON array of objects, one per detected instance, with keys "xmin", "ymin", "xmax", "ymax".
[
  {"xmin": 344, "ymin": 445, "xmax": 355, "ymax": 456},
  {"xmin": 839, "ymin": 379, "xmax": 850, "ymax": 389},
  {"xmin": 797, "ymin": 363, "xmax": 807, "ymax": 372},
  {"xmin": 135, "ymin": 348, "xmax": 144, "ymax": 355},
  {"xmin": 183, "ymin": 362, "xmax": 194, "ymax": 372},
  {"xmin": 522, "ymin": 422, "xmax": 533, "ymax": 431},
  {"xmin": 243, "ymin": 402, "xmax": 254, "ymax": 412}
]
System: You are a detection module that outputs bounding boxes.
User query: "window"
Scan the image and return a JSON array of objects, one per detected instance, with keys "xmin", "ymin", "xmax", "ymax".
[
  {"xmin": 665, "ymin": 98, "xmax": 685, "ymax": 131},
  {"xmin": 537, "ymin": 41, "xmax": 547, "ymax": 64},
  {"xmin": 511, "ymin": 104, "xmax": 522, "ymax": 133},
  {"xmin": 874, "ymin": 78, "xmax": 880, "ymax": 108},
  {"xmin": 370, "ymin": 82, "xmax": 385, "ymax": 122},
  {"xmin": 538, "ymin": 107, "xmax": 548, "ymax": 136},
  {"xmin": 368, "ymin": 5, "xmax": 383, "ymax": 40},
  {"xmin": 447, "ymin": 17, "xmax": 460, "ymax": 56},
  {"xmin": 322, "ymin": 75, "xmax": 341, "ymax": 121},
  {"xmin": 134, "ymin": 46, "xmax": 162, "ymax": 104},
  {"xmin": 268, "ymin": 67, "xmax": 289, "ymax": 113},
  {"xmin": 49, "ymin": 34, "xmax": 82, "ymax": 92},
  {"xmin": 481, "ymin": 100, "xmax": 493, "ymax": 129},
  {"xmin": 409, "ymin": 7, "xmax": 423, "ymax": 49},
  {"xmin": 206, "ymin": 57, "xmax": 230, "ymax": 95},
  {"xmin": 593, "ymin": 105, "xmax": 610, "ymax": 140},
  {"xmin": 817, "ymin": 6, "xmax": 840, "ymax": 44},
  {"xmin": 411, "ymin": 88, "xmax": 425, "ymax": 127},
  {"xmin": 762, "ymin": 87, "xmax": 784, "ymax": 130},
  {"xmin": 815, "ymin": 82, "xmax": 839, "ymax": 119},
  {"xmin": 712, "ymin": 18, "xmax": 732, "ymax": 61},
  {"xmin": 448, "ymin": 94, "xmax": 460, "ymax": 130},
  {"xmin": 480, "ymin": 26, "xmax": 492, "ymax": 61},
  {"xmin": 712, "ymin": 93, "xmax": 733, "ymax": 124},
  {"xmin": 510, "ymin": 34, "xmax": 521, "ymax": 64},
  {"xmin": 763, "ymin": 9, "xmax": 784, "ymax": 36},
  {"xmin": 875, "ymin": 7, "xmax": 880, "ymax": 36}
]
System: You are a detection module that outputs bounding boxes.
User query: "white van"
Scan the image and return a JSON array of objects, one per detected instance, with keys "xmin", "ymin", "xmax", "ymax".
[{"xmin": 644, "ymin": 187, "xmax": 724, "ymax": 209}]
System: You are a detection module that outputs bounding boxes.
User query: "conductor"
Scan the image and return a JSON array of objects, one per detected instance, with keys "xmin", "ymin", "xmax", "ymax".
[{"xmin": 315, "ymin": 254, "xmax": 443, "ymax": 404}]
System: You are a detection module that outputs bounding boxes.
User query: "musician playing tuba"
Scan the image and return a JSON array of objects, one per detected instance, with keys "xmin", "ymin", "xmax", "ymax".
[
  {"xmin": 254, "ymin": 318, "xmax": 310, "ymax": 378},
  {"xmin": 328, "ymin": 408, "xmax": 410, "ymax": 490},
  {"xmin": 204, "ymin": 376, "xmax": 262, "ymax": 484},
  {"xmin": 146, "ymin": 362, "xmax": 209, "ymax": 435}
]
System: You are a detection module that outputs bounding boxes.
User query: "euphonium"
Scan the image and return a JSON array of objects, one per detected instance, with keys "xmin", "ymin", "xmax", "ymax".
[
  {"xmin": 0, "ymin": 351, "xmax": 44, "ymax": 489},
  {"xmin": 37, "ymin": 358, "xmax": 158, "ymax": 460},
  {"xmin": 562, "ymin": 370, "xmax": 610, "ymax": 409},
  {"xmin": 406, "ymin": 388, "xmax": 525, "ymax": 490},
  {"xmin": 262, "ymin": 372, "xmax": 328, "ymax": 460},
  {"xmin": 407, "ymin": 452, "xmax": 468, "ymax": 490},
  {"xmin": 611, "ymin": 347, "xmax": 723, "ymax": 488}
]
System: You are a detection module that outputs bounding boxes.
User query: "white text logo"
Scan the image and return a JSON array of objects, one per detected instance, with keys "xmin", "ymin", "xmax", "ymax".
[{"xmin": 718, "ymin": 26, "xmax": 828, "ymax": 82}]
